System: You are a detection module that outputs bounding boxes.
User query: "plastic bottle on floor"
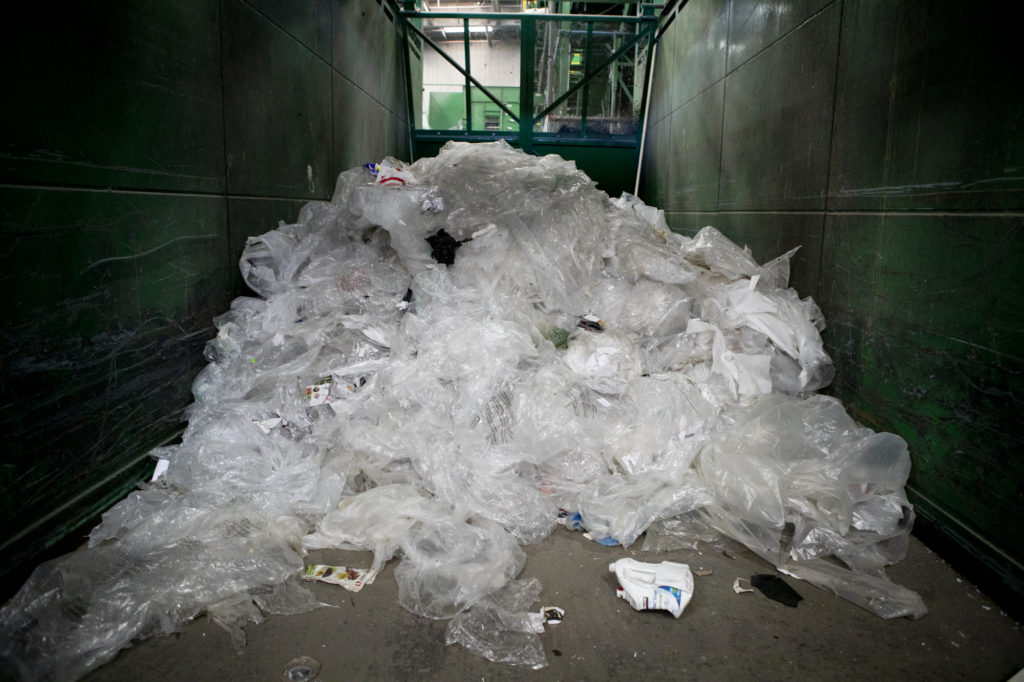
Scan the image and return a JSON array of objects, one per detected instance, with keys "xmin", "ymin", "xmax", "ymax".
[{"xmin": 609, "ymin": 558, "xmax": 694, "ymax": 618}]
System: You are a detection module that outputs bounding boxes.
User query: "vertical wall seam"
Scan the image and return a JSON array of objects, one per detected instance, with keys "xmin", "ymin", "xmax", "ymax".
[
  {"xmin": 714, "ymin": 0, "xmax": 732, "ymax": 213},
  {"xmin": 819, "ymin": 0, "xmax": 846, "ymax": 303},
  {"xmin": 217, "ymin": 0, "xmax": 234, "ymax": 283},
  {"xmin": 822, "ymin": 0, "xmax": 844, "ymax": 210},
  {"xmin": 329, "ymin": 0, "xmax": 337, "ymax": 188}
]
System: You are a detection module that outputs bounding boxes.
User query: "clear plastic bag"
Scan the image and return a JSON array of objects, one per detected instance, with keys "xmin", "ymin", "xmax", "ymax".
[
  {"xmin": 395, "ymin": 518, "xmax": 525, "ymax": 619},
  {"xmin": 445, "ymin": 578, "xmax": 547, "ymax": 669},
  {"xmin": 579, "ymin": 471, "xmax": 715, "ymax": 547},
  {"xmin": 640, "ymin": 511, "xmax": 726, "ymax": 553},
  {"xmin": 302, "ymin": 484, "xmax": 457, "ymax": 571},
  {"xmin": 781, "ymin": 559, "xmax": 927, "ymax": 620},
  {"xmin": 0, "ymin": 511, "xmax": 307, "ymax": 682}
]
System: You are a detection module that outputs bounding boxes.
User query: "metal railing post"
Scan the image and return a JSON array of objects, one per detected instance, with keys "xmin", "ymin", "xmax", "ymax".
[
  {"xmin": 580, "ymin": 21, "xmax": 593, "ymax": 136},
  {"xmin": 464, "ymin": 18, "xmax": 472, "ymax": 131},
  {"xmin": 519, "ymin": 17, "xmax": 536, "ymax": 152}
]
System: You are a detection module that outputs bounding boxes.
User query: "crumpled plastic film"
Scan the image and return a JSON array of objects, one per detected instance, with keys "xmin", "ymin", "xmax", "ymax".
[
  {"xmin": 1, "ymin": 140, "xmax": 926, "ymax": 680},
  {"xmin": 396, "ymin": 517, "xmax": 526, "ymax": 619},
  {"xmin": 0, "ymin": 511, "xmax": 309, "ymax": 681},
  {"xmin": 781, "ymin": 559, "xmax": 927, "ymax": 620},
  {"xmin": 302, "ymin": 484, "xmax": 457, "ymax": 571},
  {"xmin": 445, "ymin": 578, "xmax": 548, "ymax": 669}
]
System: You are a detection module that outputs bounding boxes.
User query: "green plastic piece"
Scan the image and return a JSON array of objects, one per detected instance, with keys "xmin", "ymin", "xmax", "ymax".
[{"xmin": 547, "ymin": 326, "xmax": 570, "ymax": 349}]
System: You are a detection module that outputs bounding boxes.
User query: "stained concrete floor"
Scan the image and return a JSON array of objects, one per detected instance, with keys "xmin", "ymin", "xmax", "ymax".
[{"xmin": 83, "ymin": 529, "xmax": 1023, "ymax": 682}]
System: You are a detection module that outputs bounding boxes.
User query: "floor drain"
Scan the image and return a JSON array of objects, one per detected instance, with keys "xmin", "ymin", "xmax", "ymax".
[{"xmin": 281, "ymin": 656, "xmax": 321, "ymax": 681}]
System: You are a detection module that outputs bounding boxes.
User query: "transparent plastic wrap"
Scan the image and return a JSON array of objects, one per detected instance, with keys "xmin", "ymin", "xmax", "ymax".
[
  {"xmin": 562, "ymin": 330, "xmax": 642, "ymax": 396},
  {"xmin": 395, "ymin": 518, "xmax": 525, "ymax": 619},
  {"xmin": 1, "ymin": 141, "xmax": 928, "ymax": 681},
  {"xmin": 696, "ymin": 393, "xmax": 918, "ymax": 584},
  {"xmin": 680, "ymin": 226, "xmax": 761, "ymax": 280},
  {"xmin": 587, "ymin": 278, "xmax": 694, "ymax": 343},
  {"xmin": 445, "ymin": 578, "xmax": 547, "ymax": 669},
  {"xmin": 302, "ymin": 484, "xmax": 457, "ymax": 571},
  {"xmin": 781, "ymin": 559, "xmax": 928, "ymax": 620},
  {"xmin": 604, "ymin": 201, "xmax": 701, "ymax": 287},
  {"xmin": 0, "ymin": 511, "xmax": 308, "ymax": 682},
  {"xmin": 641, "ymin": 512, "xmax": 726, "ymax": 553},
  {"xmin": 421, "ymin": 443, "xmax": 559, "ymax": 545},
  {"xmin": 206, "ymin": 578, "xmax": 325, "ymax": 650},
  {"xmin": 579, "ymin": 471, "xmax": 715, "ymax": 547},
  {"xmin": 705, "ymin": 278, "xmax": 834, "ymax": 392}
]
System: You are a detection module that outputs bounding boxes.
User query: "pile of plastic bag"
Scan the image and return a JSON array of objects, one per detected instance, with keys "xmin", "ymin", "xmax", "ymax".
[{"xmin": 0, "ymin": 141, "xmax": 925, "ymax": 680}]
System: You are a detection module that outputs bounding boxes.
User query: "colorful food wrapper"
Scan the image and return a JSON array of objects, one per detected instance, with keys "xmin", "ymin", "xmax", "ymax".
[{"xmin": 301, "ymin": 564, "xmax": 377, "ymax": 592}]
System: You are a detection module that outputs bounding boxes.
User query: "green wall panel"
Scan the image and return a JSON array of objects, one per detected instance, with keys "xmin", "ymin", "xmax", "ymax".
[
  {"xmin": 246, "ymin": 0, "xmax": 332, "ymax": 61},
  {"xmin": 718, "ymin": 2, "xmax": 840, "ymax": 210},
  {"xmin": 223, "ymin": 0, "xmax": 333, "ymax": 199},
  {"xmin": 334, "ymin": 74, "xmax": 392, "ymax": 172},
  {"xmin": 667, "ymin": 0, "xmax": 729, "ymax": 110},
  {"xmin": 0, "ymin": 2, "xmax": 224, "ymax": 193},
  {"xmin": 828, "ymin": 1, "xmax": 1024, "ymax": 211},
  {"xmin": 820, "ymin": 213, "xmax": 1024, "ymax": 579},
  {"xmin": 639, "ymin": 118, "xmax": 670, "ymax": 208},
  {"xmin": 648, "ymin": 13, "xmax": 675, "ymax": 127},
  {"xmin": 819, "ymin": 214, "xmax": 1023, "ymax": 360},
  {"xmin": 392, "ymin": 108, "xmax": 411, "ymax": 162},
  {"xmin": 727, "ymin": 0, "xmax": 833, "ymax": 72},
  {"xmin": 333, "ymin": 0, "xmax": 389, "ymax": 105},
  {"xmin": 665, "ymin": 81, "xmax": 724, "ymax": 212},
  {"xmin": 379, "ymin": 12, "xmax": 406, "ymax": 122},
  {"xmin": 0, "ymin": 188, "xmax": 229, "ymax": 563}
]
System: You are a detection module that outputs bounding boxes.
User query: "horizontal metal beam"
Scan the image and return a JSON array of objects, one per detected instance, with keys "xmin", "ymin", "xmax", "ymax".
[
  {"xmin": 413, "ymin": 130, "xmax": 640, "ymax": 149},
  {"xmin": 403, "ymin": 11, "xmax": 656, "ymax": 22},
  {"xmin": 414, "ymin": 131, "xmax": 517, "ymax": 142}
]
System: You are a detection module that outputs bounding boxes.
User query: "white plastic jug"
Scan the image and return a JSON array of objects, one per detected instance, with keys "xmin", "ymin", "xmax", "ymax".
[{"xmin": 609, "ymin": 558, "xmax": 694, "ymax": 618}]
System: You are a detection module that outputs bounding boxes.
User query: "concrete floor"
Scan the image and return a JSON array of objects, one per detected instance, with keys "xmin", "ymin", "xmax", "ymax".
[{"xmin": 84, "ymin": 529, "xmax": 1023, "ymax": 681}]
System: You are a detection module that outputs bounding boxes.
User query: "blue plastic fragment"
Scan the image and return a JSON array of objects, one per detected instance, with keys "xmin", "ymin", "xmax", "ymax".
[{"xmin": 559, "ymin": 510, "xmax": 585, "ymax": 531}]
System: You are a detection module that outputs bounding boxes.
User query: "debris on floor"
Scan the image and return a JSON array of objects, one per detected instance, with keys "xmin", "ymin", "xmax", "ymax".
[
  {"xmin": 301, "ymin": 565, "xmax": 376, "ymax": 591},
  {"xmin": 611, "ymin": 559, "xmax": 694, "ymax": 618},
  {"xmin": 750, "ymin": 574, "xmax": 804, "ymax": 608},
  {"xmin": 281, "ymin": 655, "xmax": 320, "ymax": 682},
  {"xmin": 0, "ymin": 141, "xmax": 926, "ymax": 680},
  {"xmin": 540, "ymin": 606, "xmax": 565, "ymax": 624},
  {"xmin": 733, "ymin": 578, "xmax": 755, "ymax": 594}
]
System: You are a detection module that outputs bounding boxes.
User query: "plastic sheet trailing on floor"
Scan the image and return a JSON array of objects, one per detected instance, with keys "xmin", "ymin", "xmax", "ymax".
[{"xmin": 0, "ymin": 141, "xmax": 926, "ymax": 680}]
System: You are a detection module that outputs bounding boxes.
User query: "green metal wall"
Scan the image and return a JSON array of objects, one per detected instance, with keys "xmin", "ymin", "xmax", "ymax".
[
  {"xmin": 0, "ymin": 0, "xmax": 409, "ymax": 583},
  {"xmin": 640, "ymin": 0, "xmax": 1024, "ymax": 605}
]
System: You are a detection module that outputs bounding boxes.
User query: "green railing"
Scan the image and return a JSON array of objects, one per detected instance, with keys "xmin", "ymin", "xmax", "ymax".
[{"xmin": 399, "ymin": 8, "xmax": 657, "ymax": 162}]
